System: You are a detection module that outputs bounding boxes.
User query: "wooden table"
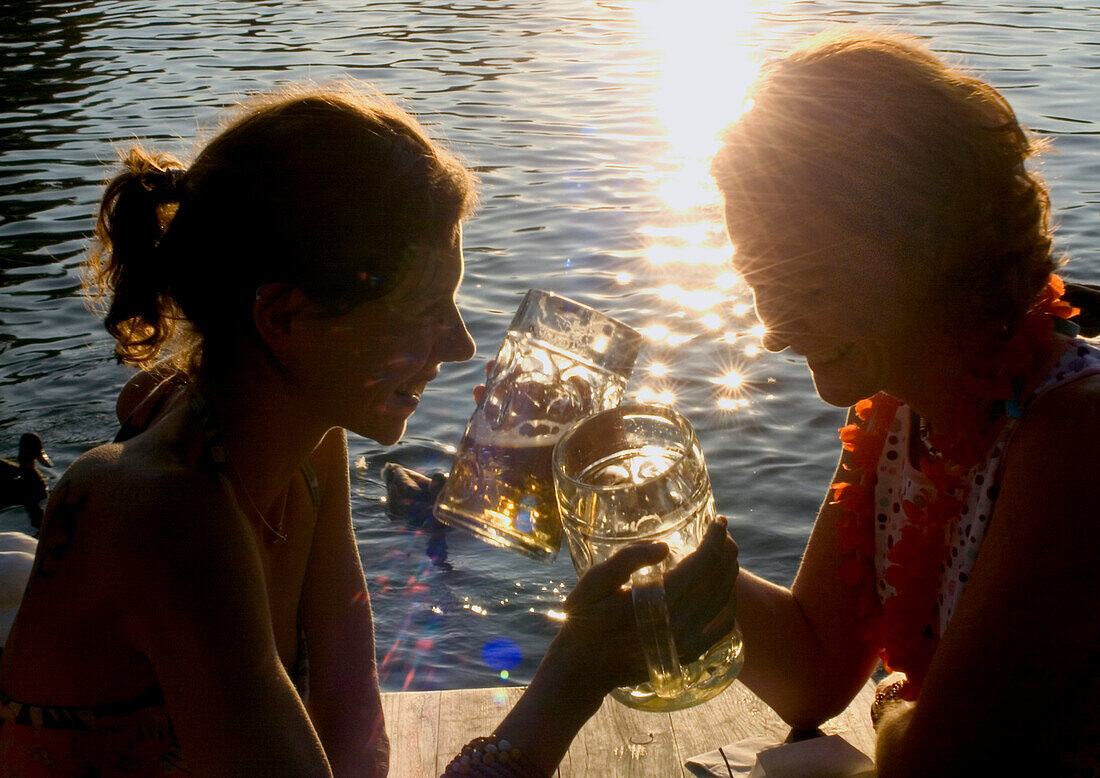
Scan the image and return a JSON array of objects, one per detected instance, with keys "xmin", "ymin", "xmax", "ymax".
[{"xmin": 382, "ymin": 678, "xmax": 877, "ymax": 776}]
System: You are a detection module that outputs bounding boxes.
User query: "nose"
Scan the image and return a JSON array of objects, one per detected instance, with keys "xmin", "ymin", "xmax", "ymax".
[
  {"xmin": 761, "ymin": 328, "xmax": 789, "ymax": 353},
  {"xmin": 436, "ymin": 302, "xmax": 476, "ymax": 364},
  {"xmin": 751, "ymin": 287, "xmax": 798, "ymax": 353}
]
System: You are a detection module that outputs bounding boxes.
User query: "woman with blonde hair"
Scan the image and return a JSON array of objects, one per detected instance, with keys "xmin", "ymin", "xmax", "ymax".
[{"xmin": 712, "ymin": 31, "xmax": 1099, "ymax": 774}]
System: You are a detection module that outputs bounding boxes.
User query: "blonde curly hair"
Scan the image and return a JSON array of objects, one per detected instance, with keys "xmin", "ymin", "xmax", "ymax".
[{"xmin": 711, "ymin": 31, "xmax": 1059, "ymax": 332}]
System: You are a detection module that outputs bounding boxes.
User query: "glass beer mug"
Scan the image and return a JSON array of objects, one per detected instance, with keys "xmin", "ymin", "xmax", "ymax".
[
  {"xmin": 433, "ymin": 289, "xmax": 642, "ymax": 562},
  {"xmin": 552, "ymin": 403, "xmax": 744, "ymax": 711}
]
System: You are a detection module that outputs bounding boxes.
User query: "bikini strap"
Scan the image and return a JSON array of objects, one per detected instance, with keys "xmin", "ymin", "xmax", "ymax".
[
  {"xmin": 189, "ymin": 388, "xmax": 321, "ymax": 517},
  {"xmin": 186, "ymin": 388, "xmax": 229, "ymax": 474},
  {"xmin": 299, "ymin": 460, "xmax": 322, "ymax": 515}
]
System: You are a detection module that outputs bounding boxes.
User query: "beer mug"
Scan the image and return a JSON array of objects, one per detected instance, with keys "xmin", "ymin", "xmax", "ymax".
[
  {"xmin": 553, "ymin": 403, "xmax": 743, "ymax": 711},
  {"xmin": 433, "ymin": 289, "xmax": 642, "ymax": 562}
]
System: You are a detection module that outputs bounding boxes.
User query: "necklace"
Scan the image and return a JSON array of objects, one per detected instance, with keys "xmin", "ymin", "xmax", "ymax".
[
  {"xmin": 830, "ymin": 274, "xmax": 1078, "ymax": 698},
  {"xmin": 220, "ymin": 441, "xmax": 288, "ymax": 543},
  {"xmin": 188, "ymin": 389, "xmax": 288, "ymax": 543}
]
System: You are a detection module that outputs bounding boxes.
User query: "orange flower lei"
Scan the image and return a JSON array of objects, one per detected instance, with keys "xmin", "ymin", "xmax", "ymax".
[{"xmin": 831, "ymin": 275, "xmax": 1079, "ymax": 697}]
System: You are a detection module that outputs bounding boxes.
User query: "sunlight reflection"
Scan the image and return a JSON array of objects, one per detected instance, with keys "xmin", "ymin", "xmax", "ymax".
[
  {"xmin": 716, "ymin": 272, "xmax": 740, "ymax": 291},
  {"xmin": 717, "ymin": 371, "xmax": 744, "ymax": 389},
  {"xmin": 637, "ymin": 223, "xmax": 718, "ymax": 244},
  {"xmin": 627, "ymin": 0, "xmax": 772, "ymax": 418},
  {"xmin": 634, "ymin": 0, "xmax": 762, "ymax": 212},
  {"xmin": 644, "ymin": 244, "xmax": 731, "ymax": 266},
  {"xmin": 635, "ymin": 386, "xmax": 678, "ymax": 406},
  {"xmin": 658, "ymin": 284, "xmax": 723, "ymax": 311}
]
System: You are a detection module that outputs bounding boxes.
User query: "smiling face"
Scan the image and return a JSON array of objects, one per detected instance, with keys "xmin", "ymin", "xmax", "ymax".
[
  {"xmin": 295, "ymin": 230, "xmax": 475, "ymax": 444},
  {"xmin": 730, "ymin": 227, "xmax": 923, "ymax": 408}
]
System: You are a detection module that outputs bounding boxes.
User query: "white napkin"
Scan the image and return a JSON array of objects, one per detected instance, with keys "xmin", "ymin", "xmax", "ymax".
[
  {"xmin": 685, "ymin": 735, "xmax": 781, "ymax": 777},
  {"xmin": 686, "ymin": 734, "xmax": 875, "ymax": 778}
]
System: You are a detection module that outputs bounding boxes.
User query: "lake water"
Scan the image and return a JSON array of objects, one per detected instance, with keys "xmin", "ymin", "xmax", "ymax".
[{"xmin": 2, "ymin": 0, "xmax": 1098, "ymax": 692}]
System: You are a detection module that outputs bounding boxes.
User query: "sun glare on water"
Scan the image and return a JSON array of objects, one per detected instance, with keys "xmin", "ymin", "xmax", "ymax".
[
  {"xmin": 628, "ymin": 0, "xmax": 769, "ymax": 413},
  {"xmin": 634, "ymin": 0, "xmax": 763, "ymax": 211}
]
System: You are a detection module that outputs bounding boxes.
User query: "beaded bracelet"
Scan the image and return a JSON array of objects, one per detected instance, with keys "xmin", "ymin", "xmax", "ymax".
[
  {"xmin": 441, "ymin": 735, "xmax": 547, "ymax": 777},
  {"xmin": 869, "ymin": 676, "xmax": 910, "ymax": 730}
]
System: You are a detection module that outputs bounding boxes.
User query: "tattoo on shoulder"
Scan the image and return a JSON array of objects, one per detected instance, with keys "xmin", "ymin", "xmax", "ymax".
[{"xmin": 29, "ymin": 482, "xmax": 87, "ymax": 587}]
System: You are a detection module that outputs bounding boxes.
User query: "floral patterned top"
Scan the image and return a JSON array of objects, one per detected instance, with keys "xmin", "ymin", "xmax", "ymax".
[{"xmin": 872, "ymin": 336, "xmax": 1100, "ymax": 635}]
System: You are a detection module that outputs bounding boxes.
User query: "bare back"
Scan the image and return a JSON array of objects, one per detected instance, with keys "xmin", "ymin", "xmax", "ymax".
[{"xmin": 0, "ymin": 380, "xmax": 324, "ymax": 707}]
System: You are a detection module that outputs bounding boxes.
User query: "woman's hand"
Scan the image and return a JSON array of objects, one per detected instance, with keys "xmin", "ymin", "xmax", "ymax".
[
  {"xmin": 550, "ymin": 517, "xmax": 740, "ymax": 693},
  {"xmin": 471, "ymin": 358, "xmax": 495, "ymax": 405},
  {"xmin": 490, "ymin": 518, "xmax": 740, "ymax": 775}
]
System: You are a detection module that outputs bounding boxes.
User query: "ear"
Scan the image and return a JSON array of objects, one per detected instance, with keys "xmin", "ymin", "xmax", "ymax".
[{"xmin": 252, "ymin": 282, "xmax": 315, "ymax": 355}]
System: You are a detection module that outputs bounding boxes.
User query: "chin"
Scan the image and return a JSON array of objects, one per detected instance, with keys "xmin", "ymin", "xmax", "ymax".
[
  {"xmin": 811, "ymin": 377, "xmax": 878, "ymax": 409},
  {"xmin": 350, "ymin": 416, "xmax": 408, "ymax": 446},
  {"xmin": 371, "ymin": 425, "xmax": 407, "ymax": 447},
  {"xmin": 809, "ymin": 348, "xmax": 883, "ymax": 408}
]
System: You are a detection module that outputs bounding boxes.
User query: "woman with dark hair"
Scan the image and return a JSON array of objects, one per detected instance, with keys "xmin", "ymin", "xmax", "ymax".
[
  {"xmin": 711, "ymin": 31, "xmax": 1099, "ymax": 774},
  {"xmin": 0, "ymin": 85, "xmax": 740, "ymax": 776}
]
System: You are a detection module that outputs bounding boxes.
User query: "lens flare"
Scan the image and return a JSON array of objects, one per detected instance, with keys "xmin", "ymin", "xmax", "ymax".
[{"xmin": 482, "ymin": 637, "xmax": 523, "ymax": 673}]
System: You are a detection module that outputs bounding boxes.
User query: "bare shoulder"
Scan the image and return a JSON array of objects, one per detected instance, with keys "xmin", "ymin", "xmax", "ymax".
[
  {"xmin": 115, "ymin": 366, "xmax": 186, "ymax": 425},
  {"xmin": 62, "ymin": 439, "xmax": 222, "ymax": 520},
  {"xmin": 308, "ymin": 426, "xmax": 350, "ymax": 493},
  {"xmin": 1005, "ymin": 371, "xmax": 1100, "ymax": 489},
  {"xmin": 42, "ymin": 441, "xmax": 245, "ymax": 583},
  {"xmin": 993, "ymin": 371, "xmax": 1100, "ymax": 549}
]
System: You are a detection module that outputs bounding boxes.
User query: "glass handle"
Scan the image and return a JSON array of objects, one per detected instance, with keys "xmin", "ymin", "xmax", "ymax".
[{"xmin": 631, "ymin": 565, "xmax": 685, "ymax": 698}]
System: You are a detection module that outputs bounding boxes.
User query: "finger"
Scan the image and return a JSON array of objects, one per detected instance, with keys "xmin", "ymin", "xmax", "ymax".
[
  {"xmin": 669, "ymin": 552, "xmax": 739, "ymax": 648},
  {"xmin": 680, "ymin": 599, "xmax": 740, "ymax": 663},
  {"xmin": 567, "ymin": 542, "xmax": 668, "ymax": 606},
  {"xmin": 665, "ymin": 519, "xmax": 736, "ymax": 598},
  {"xmin": 672, "ymin": 531, "xmax": 738, "ymax": 598},
  {"xmin": 472, "ymin": 359, "xmax": 498, "ymax": 404},
  {"xmin": 665, "ymin": 520, "xmax": 738, "ymax": 639}
]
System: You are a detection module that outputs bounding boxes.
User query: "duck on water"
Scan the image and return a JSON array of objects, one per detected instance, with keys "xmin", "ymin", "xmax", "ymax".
[{"xmin": 0, "ymin": 433, "xmax": 52, "ymax": 531}]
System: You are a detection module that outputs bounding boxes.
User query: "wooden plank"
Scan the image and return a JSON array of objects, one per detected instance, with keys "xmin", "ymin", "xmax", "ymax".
[
  {"xmin": 382, "ymin": 678, "xmax": 878, "ymax": 776},
  {"xmin": 433, "ymin": 686, "xmax": 526, "ymax": 776},
  {"xmin": 671, "ymin": 679, "xmax": 878, "ymax": 766},
  {"xmin": 817, "ymin": 679, "xmax": 877, "ymax": 758},
  {"xmin": 669, "ymin": 681, "xmax": 793, "ymax": 767},
  {"xmin": 381, "ymin": 689, "xmax": 441, "ymax": 778},
  {"xmin": 561, "ymin": 697, "xmax": 679, "ymax": 777}
]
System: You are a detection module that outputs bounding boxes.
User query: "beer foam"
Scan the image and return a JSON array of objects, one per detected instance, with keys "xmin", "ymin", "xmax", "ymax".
[{"xmin": 466, "ymin": 415, "xmax": 564, "ymax": 447}]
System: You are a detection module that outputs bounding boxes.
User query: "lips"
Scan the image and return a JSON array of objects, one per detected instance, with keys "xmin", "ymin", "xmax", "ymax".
[{"xmin": 390, "ymin": 386, "xmax": 423, "ymax": 408}]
